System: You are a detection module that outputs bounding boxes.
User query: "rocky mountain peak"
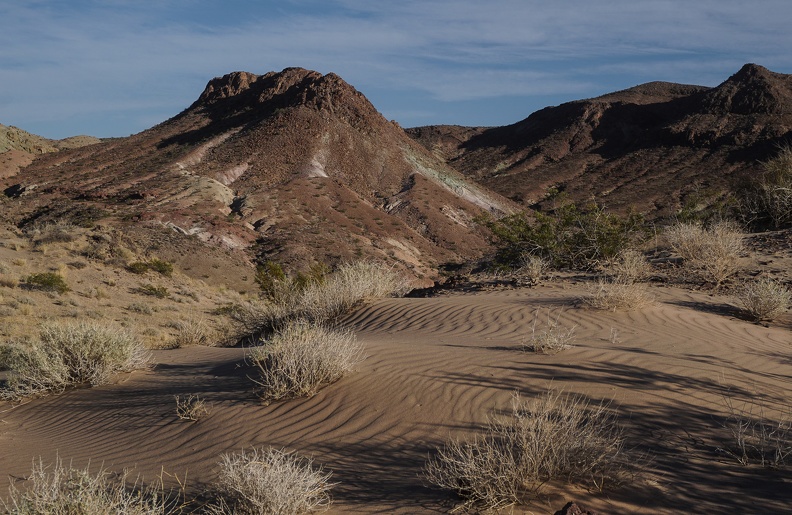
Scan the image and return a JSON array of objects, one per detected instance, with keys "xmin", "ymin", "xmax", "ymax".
[{"xmin": 702, "ymin": 62, "xmax": 792, "ymax": 115}]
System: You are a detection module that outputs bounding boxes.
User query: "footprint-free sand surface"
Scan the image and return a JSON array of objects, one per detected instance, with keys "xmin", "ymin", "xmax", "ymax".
[{"xmin": 1, "ymin": 283, "xmax": 790, "ymax": 513}]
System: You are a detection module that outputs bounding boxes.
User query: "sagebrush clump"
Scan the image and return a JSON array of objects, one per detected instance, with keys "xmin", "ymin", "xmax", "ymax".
[
  {"xmin": 207, "ymin": 447, "xmax": 333, "ymax": 515},
  {"xmin": 249, "ymin": 321, "xmax": 363, "ymax": 404},
  {"xmin": 0, "ymin": 322, "xmax": 150, "ymax": 399},
  {"xmin": 664, "ymin": 221, "xmax": 744, "ymax": 287},
  {"xmin": 2, "ymin": 457, "xmax": 175, "ymax": 514},
  {"xmin": 425, "ymin": 389, "xmax": 630, "ymax": 511},
  {"xmin": 736, "ymin": 277, "xmax": 791, "ymax": 321}
]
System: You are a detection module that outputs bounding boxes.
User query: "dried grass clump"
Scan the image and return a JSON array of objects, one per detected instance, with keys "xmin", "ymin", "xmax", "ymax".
[
  {"xmin": 0, "ymin": 322, "xmax": 151, "ymax": 400},
  {"xmin": 515, "ymin": 254, "xmax": 548, "ymax": 286},
  {"xmin": 664, "ymin": 221, "xmax": 744, "ymax": 287},
  {"xmin": 719, "ymin": 396, "xmax": 792, "ymax": 469},
  {"xmin": 736, "ymin": 277, "xmax": 791, "ymax": 322},
  {"xmin": 296, "ymin": 261, "xmax": 407, "ymax": 323},
  {"xmin": 175, "ymin": 394, "xmax": 211, "ymax": 421},
  {"xmin": 2, "ymin": 457, "xmax": 174, "ymax": 514},
  {"xmin": 425, "ymin": 389, "xmax": 630, "ymax": 512},
  {"xmin": 249, "ymin": 321, "xmax": 363, "ymax": 404},
  {"xmin": 171, "ymin": 317, "xmax": 212, "ymax": 347},
  {"xmin": 606, "ymin": 249, "xmax": 652, "ymax": 283},
  {"xmin": 522, "ymin": 311, "xmax": 575, "ymax": 354},
  {"xmin": 207, "ymin": 448, "xmax": 333, "ymax": 515},
  {"xmin": 584, "ymin": 278, "xmax": 653, "ymax": 312}
]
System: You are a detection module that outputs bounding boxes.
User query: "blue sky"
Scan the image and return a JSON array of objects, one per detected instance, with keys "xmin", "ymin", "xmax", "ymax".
[{"xmin": 1, "ymin": 1, "xmax": 791, "ymax": 139}]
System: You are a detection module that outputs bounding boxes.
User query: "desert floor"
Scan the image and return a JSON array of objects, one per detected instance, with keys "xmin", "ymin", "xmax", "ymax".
[{"xmin": 1, "ymin": 282, "xmax": 791, "ymax": 513}]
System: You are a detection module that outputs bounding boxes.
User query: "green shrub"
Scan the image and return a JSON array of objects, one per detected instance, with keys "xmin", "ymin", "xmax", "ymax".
[
  {"xmin": 481, "ymin": 201, "xmax": 647, "ymax": 269},
  {"xmin": 148, "ymin": 258, "xmax": 173, "ymax": 277},
  {"xmin": 137, "ymin": 284, "xmax": 169, "ymax": 298},
  {"xmin": 127, "ymin": 261, "xmax": 150, "ymax": 274},
  {"xmin": 23, "ymin": 272, "xmax": 70, "ymax": 294},
  {"xmin": 0, "ymin": 322, "xmax": 150, "ymax": 399}
]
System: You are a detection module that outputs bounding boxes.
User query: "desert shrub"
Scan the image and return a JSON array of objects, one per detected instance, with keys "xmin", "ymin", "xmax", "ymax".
[
  {"xmin": 0, "ymin": 274, "xmax": 18, "ymax": 288},
  {"xmin": 234, "ymin": 261, "xmax": 406, "ymax": 336},
  {"xmin": 128, "ymin": 302, "xmax": 156, "ymax": 315},
  {"xmin": 138, "ymin": 284, "xmax": 170, "ymax": 299},
  {"xmin": 751, "ymin": 145, "xmax": 792, "ymax": 228},
  {"xmin": 148, "ymin": 259, "xmax": 174, "ymax": 277},
  {"xmin": 2, "ymin": 457, "xmax": 174, "ymax": 514},
  {"xmin": 207, "ymin": 448, "xmax": 333, "ymax": 515},
  {"xmin": 522, "ymin": 311, "xmax": 575, "ymax": 354},
  {"xmin": 515, "ymin": 254, "xmax": 548, "ymax": 286},
  {"xmin": 424, "ymin": 389, "xmax": 630, "ymax": 511},
  {"xmin": 736, "ymin": 277, "xmax": 791, "ymax": 322},
  {"xmin": 249, "ymin": 321, "xmax": 363, "ymax": 404},
  {"xmin": 296, "ymin": 261, "xmax": 406, "ymax": 323},
  {"xmin": 171, "ymin": 317, "xmax": 212, "ymax": 347},
  {"xmin": 29, "ymin": 222, "xmax": 77, "ymax": 246},
  {"xmin": 0, "ymin": 322, "xmax": 150, "ymax": 400},
  {"xmin": 127, "ymin": 261, "xmax": 150, "ymax": 274},
  {"xmin": 606, "ymin": 249, "xmax": 652, "ymax": 283},
  {"xmin": 175, "ymin": 394, "xmax": 210, "ymax": 421},
  {"xmin": 23, "ymin": 272, "xmax": 69, "ymax": 294},
  {"xmin": 255, "ymin": 261, "xmax": 328, "ymax": 302},
  {"xmin": 481, "ymin": 201, "xmax": 648, "ymax": 269},
  {"xmin": 583, "ymin": 277, "xmax": 653, "ymax": 312},
  {"xmin": 664, "ymin": 221, "xmax": 744, "ymax": 287},
  {"xmin": 719, "ymin": 396, "xmax": 792, "ymax": 468}
]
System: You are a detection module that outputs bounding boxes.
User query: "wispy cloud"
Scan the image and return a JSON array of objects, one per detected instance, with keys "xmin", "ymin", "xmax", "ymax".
[{"xmin": 1, "ymin": 1, "xmax": 791, "ymax": 137}]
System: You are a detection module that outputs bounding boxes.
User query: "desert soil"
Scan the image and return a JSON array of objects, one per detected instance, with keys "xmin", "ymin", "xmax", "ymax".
[{"xmin": 0, "ymin": 282, "xmax": 790, "ymax": 513}]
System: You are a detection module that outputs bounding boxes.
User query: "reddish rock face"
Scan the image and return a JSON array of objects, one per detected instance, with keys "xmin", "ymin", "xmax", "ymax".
[
  {"xmin": 3, "ymin": 68, "xmax": 513, "ymax": 280},
  {"xmin": 408, "ymin": 63, "xmax": 792, "ymax": 220}
]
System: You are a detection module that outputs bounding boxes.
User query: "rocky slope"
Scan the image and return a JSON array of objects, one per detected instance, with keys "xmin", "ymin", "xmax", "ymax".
[
  {"xmin": 2, "ymin": 68, "xmax": 514, "ymax": 281},
  {"xmin": 408, "ymin": 64, "xmax": 792, "ymax": 219}
]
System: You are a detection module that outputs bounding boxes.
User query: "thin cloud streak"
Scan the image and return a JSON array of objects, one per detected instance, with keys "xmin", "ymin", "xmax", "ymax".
[{"xmin": 1, "ymin": 1, "xmax": 791, "ymax": 137}]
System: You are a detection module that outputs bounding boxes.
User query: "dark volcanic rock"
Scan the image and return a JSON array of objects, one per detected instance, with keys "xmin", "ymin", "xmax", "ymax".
[{"xmin": 407, "ymin": 63, "xmax": 792, "ymax": 219}]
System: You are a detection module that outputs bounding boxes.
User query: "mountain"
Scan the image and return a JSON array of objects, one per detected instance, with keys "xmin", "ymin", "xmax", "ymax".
[
  {"xmin": 407, "ymin": 64, "xmax": 792, "ymax": 218},
  {"xmin": 1, "ymin": 68, "xmax": 513, "ymax": 282}
]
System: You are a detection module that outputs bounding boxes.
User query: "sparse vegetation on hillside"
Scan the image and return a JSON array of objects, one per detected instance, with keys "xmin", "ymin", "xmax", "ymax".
[
  {"xmin": 22, "ymin": 272, "xmax": 69, "ymax": 294},
  {"xmin": 208, "ymin": 448, "xmax": 334, "ymax": 515},
  {"xmin": 424, "ymin": 389, "xmax": 631, "ymax": 512},
  {"xmin": 0, "ymin": 322, "xmax": 150, "ymax": 400}
]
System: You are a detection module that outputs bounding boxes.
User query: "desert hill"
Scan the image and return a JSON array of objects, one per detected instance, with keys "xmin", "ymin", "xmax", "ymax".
[
  {"xmin": 407, "ymin": 63, "xmax": 792, "ymax": 219},
  {"xmin": 2, "ymin": 68, "xmax": 513, "ymax": 281}
]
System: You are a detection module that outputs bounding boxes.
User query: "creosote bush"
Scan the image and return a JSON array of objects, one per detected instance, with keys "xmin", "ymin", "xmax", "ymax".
[
  {"xmin": 23, "ymin": 272, "xmax": 70, "ymax": 294},
  {"xmin": 424, "ymin": 389, "xmax": 630, "ymax": 512},
  {"xmin": 481, "ymin": 200, "xmax": 648, "ymax": 269},
  {"xmin": 736, "ymin": 277, "xmax": 791, "ymax": 322},
  {"xmin": 207, "ymin": 447, "xmax": 333, "ymax": 515},
  {"xmin": 0, "ymin": 322, "xmax": 151, "ymax": 400},
  {"xmin": 664, "ymin": 221, "xmax": 744, "ymax": 288},
  {"xmin": 249, "ymin": 321, "xmax": 363, "ymax": 404},
  {"xmin": 2, "ymin": 457, "xmax": 176, "ymax": 514}
]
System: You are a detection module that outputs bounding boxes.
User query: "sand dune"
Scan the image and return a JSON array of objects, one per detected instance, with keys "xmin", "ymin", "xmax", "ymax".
[{"xmin": 1, "ymin": 283, "xmax": 790, "ymax": 513}]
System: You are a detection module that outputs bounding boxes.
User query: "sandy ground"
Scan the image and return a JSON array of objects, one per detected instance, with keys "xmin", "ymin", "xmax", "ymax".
[{"xmin": 1, "ymin": 282, "xmax": 791, "ymax": 513}]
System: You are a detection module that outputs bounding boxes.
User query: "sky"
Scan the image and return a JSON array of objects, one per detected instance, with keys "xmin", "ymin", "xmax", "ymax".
[{"xmin": 1, "ymin": 0, "xmax": 791, "ymax": 139}]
